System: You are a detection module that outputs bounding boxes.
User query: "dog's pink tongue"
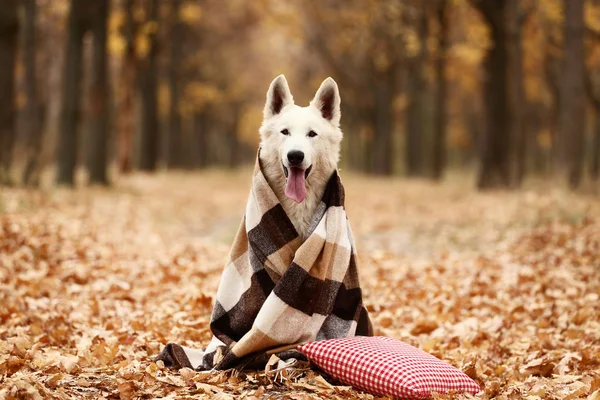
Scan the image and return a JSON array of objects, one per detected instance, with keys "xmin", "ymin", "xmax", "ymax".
[{"xmin": 285, "ymin": 167, "xmax": 306, "ymax": 203}]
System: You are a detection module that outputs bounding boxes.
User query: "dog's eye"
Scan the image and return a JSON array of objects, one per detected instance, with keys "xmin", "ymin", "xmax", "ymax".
[
  {"xmin": 307, "ymin": 130, "xmax": 318, "ymax": 138},
  {"xmin": 281, "ymin": 129, "xmax": 290, "ymax": 136}
]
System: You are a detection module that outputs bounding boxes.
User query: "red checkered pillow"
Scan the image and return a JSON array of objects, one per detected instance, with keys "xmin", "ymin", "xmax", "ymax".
[{"xmin": 298, "ymin": 336, "xmax": 481, "ymax": 399}]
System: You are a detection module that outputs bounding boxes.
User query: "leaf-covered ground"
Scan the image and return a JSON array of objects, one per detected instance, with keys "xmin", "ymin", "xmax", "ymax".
[{"xmin": 1, "ymin": 170, "xmax": 599, "ymax": 399}]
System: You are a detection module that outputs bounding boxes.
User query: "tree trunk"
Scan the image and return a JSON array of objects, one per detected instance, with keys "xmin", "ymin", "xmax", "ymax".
[
  {"xmin": 475, "ymin": 0, "xmax": 511, "ymax": 189},
  {"xmin": 139, "ymin": 0, "xmax": 159, "ymax": 172},
  {"xmin": 167, "ymin": 0, "xmax": 183, "ymax": 168},
  {"xmin": 544, "ymin": 50, "xmax": 561, "ymax": 174},
  {"xmin": 586, "ymin": 52, "xmax": 600, "ymax": 182},
  {"xmin": 194, "ymin": 111, "xmax": 208, "ymax": 167},
  {"xmin": 38, "ymin": 44, "xmax": 63, "ymax": 181},
  {"xmin": 0, "ymin": 0, "xmax": 19, "ymax": 184},
  {"xmin": 432, "ymin": 0, "xmax": 448, "ymax": 180},
  {"xmin": 87, "ymin": 0, "xmax": 110, "ymax": 184},
  {"xmin": 406, "ymin": 9, "xmax": 428, "ymax": 177},
  {"xmin": 340, "ymin": 103, "xmax": 363, "ymax": 171},
  {"xmin": 118, "ymin": 0, "xmax": 137, "ymax": 174},
  {"xmin": 227, "ymin": 104, "xmax": 243, "ymax": 168},
  {"xmin": 507, "ymin": 0, "xmax": 526, "ymax": 187},
  {"xmin": 558, "ymin": 0, "xmax": 585, "ymax": 189},
  {"xmin": 592, "ymin": 110, "xmax": 600, "ymax": 181},
  {"xmin": 58, "ymin": 0, "xmax": 87, "ymax": 185},
  {"xmin": 528, "ymin": 105, "xmax": 545, "ymax": 175},
  {"xmin": 21, "ymin": 0, "xmax": 41, "ymax": 185},
  {"xmin": 371, "ymin": 69, "xmax": 395, "ymax": 175}
]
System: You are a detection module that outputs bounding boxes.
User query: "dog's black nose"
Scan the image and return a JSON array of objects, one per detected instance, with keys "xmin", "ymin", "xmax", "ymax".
[{"xmin": 287, "ymin": 150, "xmax": 304, "ymax": 165}]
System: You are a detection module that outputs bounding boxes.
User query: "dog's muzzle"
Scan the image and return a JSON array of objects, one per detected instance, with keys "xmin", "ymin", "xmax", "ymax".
[{"xmin": 283, "ymin": 163, "xmax": 312, "ymax": 179}]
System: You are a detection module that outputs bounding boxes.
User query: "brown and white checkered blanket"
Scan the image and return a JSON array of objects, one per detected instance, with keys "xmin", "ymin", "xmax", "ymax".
[{"xmin": 156, "ymin": 157, "xmax": 372, "ymax": 370}]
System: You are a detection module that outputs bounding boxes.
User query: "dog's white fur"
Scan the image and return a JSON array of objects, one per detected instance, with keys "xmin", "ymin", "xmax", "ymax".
[{"xmin": 259, "ymin": 75, "xmax": 343, "ymax": 239}]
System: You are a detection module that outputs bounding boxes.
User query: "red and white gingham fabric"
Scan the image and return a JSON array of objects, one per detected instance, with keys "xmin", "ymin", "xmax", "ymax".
[{"xmin": 298, "ymin": 336, "xmax": 481, "ymax": 399}]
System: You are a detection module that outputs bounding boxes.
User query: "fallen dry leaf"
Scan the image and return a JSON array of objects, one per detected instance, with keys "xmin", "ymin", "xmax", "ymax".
[
  {"xmin": 117, "ymin": 381, "xmax": 136, "ymax": 400},
  {"xmin": 1, "ymin": 171, "xmax": 599, "ymax": 399}
]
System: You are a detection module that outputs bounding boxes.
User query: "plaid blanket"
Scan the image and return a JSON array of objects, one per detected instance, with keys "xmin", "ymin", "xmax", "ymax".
[{"xmin": 156, "ymin": 157, "xmax": 372, "ymax": 370}]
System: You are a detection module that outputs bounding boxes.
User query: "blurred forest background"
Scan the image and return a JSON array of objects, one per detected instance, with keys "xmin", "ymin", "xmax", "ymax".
[{"xmin": 0, "ymin": 0, "xmax": 600, "ymax": 190}]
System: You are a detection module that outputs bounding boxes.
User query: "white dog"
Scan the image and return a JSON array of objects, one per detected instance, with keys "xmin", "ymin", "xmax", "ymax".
[{"xmin": 259, "ymin": 75, "xmax": 343, "ymax": 240}]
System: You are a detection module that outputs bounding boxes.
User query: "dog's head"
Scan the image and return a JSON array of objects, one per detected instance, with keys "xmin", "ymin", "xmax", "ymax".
[{"xmin": 259, "ymin": 75, "xmax": 343, "ymax": 203}]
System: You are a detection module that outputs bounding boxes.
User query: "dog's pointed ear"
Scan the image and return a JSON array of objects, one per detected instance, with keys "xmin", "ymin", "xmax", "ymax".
[
  {"xmin": 264, "ymin": 75, "xmax": 294, "ymax": 119},
  {"xmin": 310, "ymin": 77, "xmax": 341, "ymax": 126}
]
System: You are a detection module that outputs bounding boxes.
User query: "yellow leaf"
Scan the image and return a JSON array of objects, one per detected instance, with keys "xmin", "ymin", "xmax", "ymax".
[
  {"xmin": 109, "ymin": 35, "xmax": 126, "ymax": 56},
  {"xmin": 179, "ymin": 3, "xmax": 202, "ymax": 24}
]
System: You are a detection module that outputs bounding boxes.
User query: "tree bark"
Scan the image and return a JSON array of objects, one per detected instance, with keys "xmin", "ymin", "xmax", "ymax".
[
  {"xmin": 432, "ymin": 0, "xmax": 448, "ymax": 180},
  {"xmin": 371, "ymin": 68, "xmax": 395, "ymax": 175},
  {"xmin": 58, "ymin": 0, "xmax": 87, "ymax": 185},
  {"xmin": 87, "ymin": 0, "xmax": 110, "ymax": 184},
  {"xmin": 585, "ymin": 49, "xmax": 600, "ymax": 182},
  {"xmin": 558, "ymin": 0, "xmax": 585, "ymax": 189},
  {"xmin": 406, "ymin": 9, "xmax": 428, "ymax": 177},
  {"xmin": 228, "ymin": 104, "xmax": 242, "ymax": 168},
  {"xmin": 474, "ymin": 0, "xmax": 511, "ymax": 189},
  {"xmin": 592, "ymin": 111, "xmax": 600, "ymax": 181},
  {"xmin": 118, "ymin": 0, "xmax": 137, "ymax": 174},
  {"xmin": 0, "ymin": 0, "xmax": 19, "ymax": 184},
  {"xmin": 544, "ymin": 46, "xmax": 561, "ymax": 174},
  {"xmin": 528, "ymin": 104, "xmax": 546, "ymax": 175},
  {"xmin": 194, "ymin": 111, "xmax": 208, "ymax": 168},
  {"xmin": 21, "ymin": 0, "xmax": 41, "ymax": 185},
  {"xmin": 38, "ymin": 44, "xmax": 63, "ymax": 181},
  {"xmin": 507, "ymin": 0, "xmax": 527, "ymax": 187},
  {"xmin": 139, "ymin": 0, "xmax": 160, "ymax": 172},
  {"xmin": 167, "ymin": 0, "xmax": 183, "ymax": 168}
]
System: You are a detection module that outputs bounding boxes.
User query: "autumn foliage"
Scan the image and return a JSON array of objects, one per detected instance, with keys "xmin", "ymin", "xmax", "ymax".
[
  {"xmin": 1, "ymin": 171, "xmax": 600, "ymax": 399},
  {"xmin": 0, "ymin": 1, "xmax": 600, "ymax": 189}
]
